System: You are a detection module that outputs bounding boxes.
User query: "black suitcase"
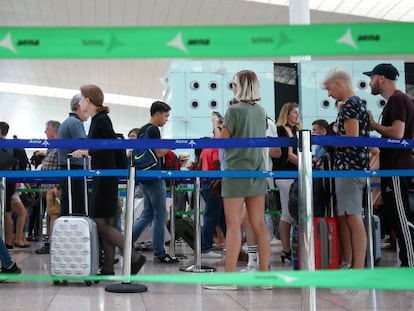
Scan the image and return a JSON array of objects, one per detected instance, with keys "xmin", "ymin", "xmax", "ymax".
[
  {"xmin": 363, "ymin": 214, "xmax": 382, "ymax": 266},
  {"xmin": 175, "ymin": 217, "xmax": 195, "ymax": 250},
  {"xmin": 363, "ymin": 180, "xmax": 382, "ymax": 266}
]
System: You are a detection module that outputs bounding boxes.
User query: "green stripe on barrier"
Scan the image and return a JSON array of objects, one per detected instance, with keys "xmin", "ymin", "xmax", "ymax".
[
  {"xmin": 175, "ymin": 187, "xmax": 194, "ymax": 192},
  {"xmin": 15, "ymin": 188, "xmax": 42, "ymax": 193},
  {"xmin": 175, "ymin": 211, "xmax": 197, "ymax": 216},
  {"xmin": 0, "ymin": 23, "xmax": 413, "ymax": 58},
  {"xmin": 265, "ymin": 210, "xmax": 281, "ymax": 216},
  {"xmin": 1, "ymin": 268, "xmax": 414, "ymax": 290},
  {"xmin": 166, "ymin": 187, "xmax": 194, "ymax": 192}
]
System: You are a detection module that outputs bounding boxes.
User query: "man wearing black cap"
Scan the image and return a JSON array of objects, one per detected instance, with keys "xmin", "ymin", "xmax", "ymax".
[{"xmin": 364, "ymin": 63, "xmax": 414, "ymax": 267}]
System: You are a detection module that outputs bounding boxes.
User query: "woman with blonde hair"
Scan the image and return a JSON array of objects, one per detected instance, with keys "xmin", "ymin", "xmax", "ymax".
[
  {"xmin": 274, "ymin": 102, "xmax": 302, "ymax": 263},
  {"xmin": 204, "ymin": 70, "xmax": 270, "ymax": 291}
]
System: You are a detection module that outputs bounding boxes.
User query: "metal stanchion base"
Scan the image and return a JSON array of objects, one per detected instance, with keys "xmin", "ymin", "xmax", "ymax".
[
  {"xmin": 105, "ymin": 282, "xmax": 148, "ymax": 293},
  {"xmin": 179, "ymin": 265, "xmax": 216, "ymax": 273}
]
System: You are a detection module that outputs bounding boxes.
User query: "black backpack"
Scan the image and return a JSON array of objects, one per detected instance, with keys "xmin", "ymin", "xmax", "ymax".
[{"xmin": 132, "ymin": 124, "xmax": 159, "ymax": 171}]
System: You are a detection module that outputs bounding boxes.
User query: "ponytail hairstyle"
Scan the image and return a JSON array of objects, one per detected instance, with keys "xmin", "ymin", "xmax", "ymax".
[{"xmin": 80, "ymin": 84, "xmax": 109, "ymax": 113}]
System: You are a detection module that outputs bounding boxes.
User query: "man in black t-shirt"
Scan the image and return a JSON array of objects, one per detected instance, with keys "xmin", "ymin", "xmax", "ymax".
[{"xmin": 365, "ymin": 63, "xmax": 414, "ymax": 267}]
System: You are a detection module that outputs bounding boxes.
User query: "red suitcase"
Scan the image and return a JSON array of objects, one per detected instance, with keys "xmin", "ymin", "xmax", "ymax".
[
  {"xmin": 294, "ymin": 153, "xmax": 340, "ymax": 270},
  {"xmin": 313, "ymin": 217, "xmax": 340, "ymax": 269}
]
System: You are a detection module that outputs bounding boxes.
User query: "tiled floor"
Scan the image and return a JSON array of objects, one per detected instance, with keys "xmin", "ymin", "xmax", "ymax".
[{"xmin": 1, "ymin": 240, "xmax": 413, "ymax": 311}]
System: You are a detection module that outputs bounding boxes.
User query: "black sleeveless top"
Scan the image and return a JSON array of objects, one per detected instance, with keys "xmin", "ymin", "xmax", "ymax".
[{"xmin": 272, "ymin": 125, "xmax": 298, "ymax": 171}]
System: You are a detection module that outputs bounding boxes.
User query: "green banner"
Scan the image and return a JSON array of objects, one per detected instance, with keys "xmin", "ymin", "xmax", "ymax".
[
  {"xmin": 0, "ymin": 23, "xmax": 413, "ymax": 58},
  {"xmin": 1, "ymin": 268, "xmax": 414, "ymax": 290}
]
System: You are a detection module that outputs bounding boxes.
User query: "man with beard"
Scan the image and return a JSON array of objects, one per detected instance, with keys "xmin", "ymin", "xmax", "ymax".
[{"xmin": 364, "ymin": 63, "xmax": 414, "ymax": 267}]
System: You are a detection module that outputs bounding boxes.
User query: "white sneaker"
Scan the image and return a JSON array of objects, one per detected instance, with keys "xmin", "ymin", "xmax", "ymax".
[
  {"xmin": 204, "ymin": 284, "xmax": 238, "ymax": 291},
  {"xmin": 270, "ymin": 237, "xmax": 282, "ymax": 246},
  {"xmin": 240, "ymin": 264, "xmax": 258, "ymax": 272},
  {"xmin": 201, "ymin": 250, "xmax": 223, "ymax": 258}
]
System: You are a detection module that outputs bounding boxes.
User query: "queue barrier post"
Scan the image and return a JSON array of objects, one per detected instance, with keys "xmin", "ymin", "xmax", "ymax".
[
  {"xmin": 298, "ymin": 130, "xmax": 316, "ymax": 311},
  {"xmin": 180, "ymin": 177, "xmax": 216, "ymax": 273},
  {"xmin": 105, "ymin": 166, "xmax": 148, "ymax": 293}
]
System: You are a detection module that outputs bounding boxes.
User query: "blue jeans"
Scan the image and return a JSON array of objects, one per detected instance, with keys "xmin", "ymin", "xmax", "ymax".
[
  {"xmin": 201, "ymin": 188, "xmax": 226, "ymax": 252},
  {"xmin": 132, "ymin": 180, "xmax": 167, "ymax": 257},
  {"xmin": 0, "ymin": 237, "xmax": 13, "ymax": 268}
]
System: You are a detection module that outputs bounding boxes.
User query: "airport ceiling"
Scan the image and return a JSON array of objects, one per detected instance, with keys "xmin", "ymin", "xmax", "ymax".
[{"xmin": 0, "ymin": 0, "xmax": 413, "ymax": 107}]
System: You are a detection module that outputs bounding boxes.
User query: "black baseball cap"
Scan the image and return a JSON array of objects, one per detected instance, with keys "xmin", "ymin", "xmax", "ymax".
[{"xmin": 363, "ymin": 63, "xmax": 399, "ymax": 81}]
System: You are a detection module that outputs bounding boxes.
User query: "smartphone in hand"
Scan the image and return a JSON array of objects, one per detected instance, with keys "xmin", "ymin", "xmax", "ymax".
[{"xmin": 211, "ymin": 111, "xmax": 224, "ymax": 123}]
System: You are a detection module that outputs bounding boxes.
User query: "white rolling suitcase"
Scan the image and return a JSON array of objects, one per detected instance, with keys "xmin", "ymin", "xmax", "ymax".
[{"xmin": 50, "ymin": 157, "xmax": 99, "ymax": 286}]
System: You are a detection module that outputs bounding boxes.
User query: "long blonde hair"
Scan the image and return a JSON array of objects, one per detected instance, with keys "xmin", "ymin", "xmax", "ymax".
[{"xmin": 276, "ymin": 102, "xmax": 302, "ymax": 129}]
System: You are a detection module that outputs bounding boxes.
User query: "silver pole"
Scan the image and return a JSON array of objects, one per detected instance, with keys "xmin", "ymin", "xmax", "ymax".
[
  {"xmin": 364, "ymin": 179, "xmax": 378, "ymax": 311},
  {"xmin": 194, "ymin": 177, "xmax": 202, "ymax": 268},
  {"xmin": 180, "ymin": 177, "xmax": 215, "ymax": 272},
  {"xmin": 298, "ymin": 130, "xmax": 316, "ymax": 311},
  {"xmin": 105, "ymin": 165, "xmax": 147, "ymax": 293},
  {"xmin": 83, "ymin": 157, "xmax": 89, "ymax": 216},
  {"xmin": 67, "ymin": 158, "xmax": 73, "ymax": 215},
  {"xmin": 0, "ymin": 177, "xmax": 5, "ymax": 238},
  {"xmin": 365, "ymin": 178, "xmax": 375, "ymax": 269},
  {"xmin": 122, "ymin": 165, "xmax": 136, "ymax": 280},
  {"xmin": 169, "ymin": 179, "xmax": 176, "ymax": 256}
]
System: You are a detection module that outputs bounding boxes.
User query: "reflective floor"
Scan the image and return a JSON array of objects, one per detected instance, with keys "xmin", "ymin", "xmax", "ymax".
[{"xmin": 1, "ymin": 239, "xmax": 413, "ymax": 311}]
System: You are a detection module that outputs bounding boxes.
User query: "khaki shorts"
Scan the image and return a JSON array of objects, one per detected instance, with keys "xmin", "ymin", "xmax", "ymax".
[
  {"xmin": 46, "ymin": 189, "xmax": 61, "ymax": 215},
  {"xmin": 335, "ymin": 177, "xmax": 366, "ymax": 216}
]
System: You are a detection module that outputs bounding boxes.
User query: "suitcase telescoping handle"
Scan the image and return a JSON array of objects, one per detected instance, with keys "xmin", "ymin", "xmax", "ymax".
[
  {"xmin": 326, "ymin": 153, "xmax": 335, "ymax": 218},
  {"xmin": 67, "ymin": 155, "xmax": 89, "ymax": 216}
]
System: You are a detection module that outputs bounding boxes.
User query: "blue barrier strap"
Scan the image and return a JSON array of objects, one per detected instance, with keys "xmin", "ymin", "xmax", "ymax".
[
  {"xmin": 312, "ymin": 169, "xmax": 414, "ymax": 178},
  {"xmin": 0, "ymin": 169, "xmax": 296, "ymax": 179},
  {"xmin": 314, "ymin": 135, "xmax": 413, "ymax": 149},
  {"xmin": 0, "ymin": 136, "xmax": 413, "ymax": 150},
  {"xmin": 0, "ymin": 137, "xmax": 292, "ymax": 149},
  {"xmin": 1, "ymin": 169, "xmax": 413, "ymax": 180}
]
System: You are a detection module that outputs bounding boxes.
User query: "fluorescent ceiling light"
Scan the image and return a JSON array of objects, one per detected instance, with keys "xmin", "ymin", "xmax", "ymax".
[
  {"xmin": 0, "ymin": 82, "xmax": 155, "ymax": 108},
  {"xmin": 243, "ymin": 0, "xmax": 414, "ymax": 22}
]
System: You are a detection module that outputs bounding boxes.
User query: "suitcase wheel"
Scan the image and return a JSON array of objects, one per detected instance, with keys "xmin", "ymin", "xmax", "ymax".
[
  {"xmin": 53, "ymin": 280, "xmax": 60, "ymax": 286},
  {"xmin": 94, "ymin": 280, "xmax": 100, "ymax": 284},
  {"xmin": 85, "ymin": 280, "xmax": 92, "ymax": 286}
]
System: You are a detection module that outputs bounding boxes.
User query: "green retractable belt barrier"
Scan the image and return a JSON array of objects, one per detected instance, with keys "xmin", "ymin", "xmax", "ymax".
[
  {"xmin": 1, "ymin": 268, "xmax": 414, "ymax": 290},
  {"xmin": 0, "ymin": 23, "xmax": 413, "ymax": 58}
]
